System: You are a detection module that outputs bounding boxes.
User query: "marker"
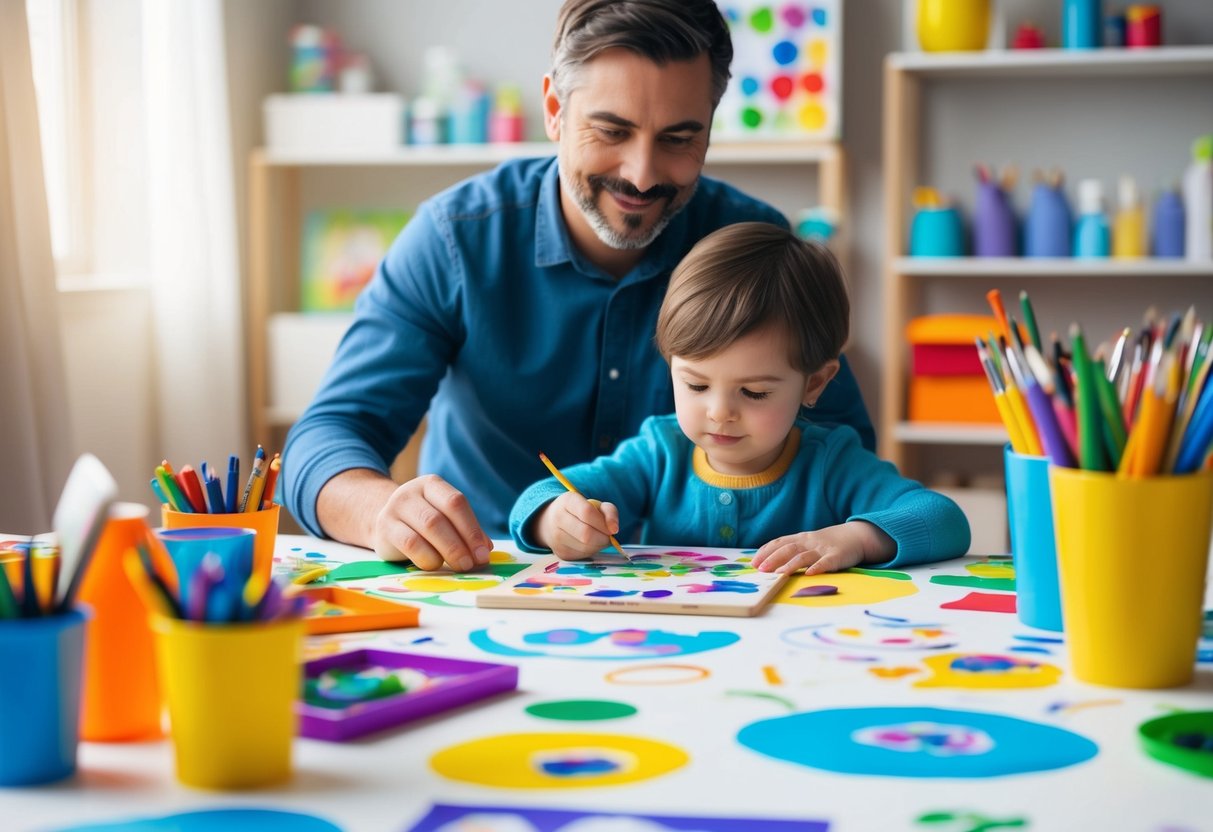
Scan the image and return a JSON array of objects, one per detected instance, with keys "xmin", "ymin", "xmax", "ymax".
[{"xmin": 225, "ymin": 454, "xmax": 240, "ymax": 514}]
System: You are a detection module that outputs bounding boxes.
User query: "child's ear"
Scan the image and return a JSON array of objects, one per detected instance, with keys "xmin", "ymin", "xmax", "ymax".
[
  {"xmin": 803, "ymin": 360, "xmax": 840, "ymax": 407},
  {"xmin": 542, "ymin": 75, "xmax": 562, "ymax": 141}
]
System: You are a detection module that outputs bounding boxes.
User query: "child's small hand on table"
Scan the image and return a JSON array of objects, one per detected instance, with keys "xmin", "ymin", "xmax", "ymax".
[
  {"xmin": 751, "ymin": 521, "xmax": 895, "ymax": 575},
  {"xmin": 535, "ymin": 493, "xmax": 621, "ymax": 560}
]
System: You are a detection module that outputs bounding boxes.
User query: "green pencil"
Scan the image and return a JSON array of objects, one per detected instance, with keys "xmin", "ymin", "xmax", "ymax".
[
  {"xmin": 1071, "ymin": 324, "xmax": 1111, "ymax": 472},
  {"xmin": 1019, "ymin": 290, "xmax": 1043, "ymax": 352},
  {"xmin": 0, "ymin": 560, "xmax": 18, "ymax": 619},
  {"xmin": 1093, "ymin": 357, "xmax": 1127, "ymax": 468}
]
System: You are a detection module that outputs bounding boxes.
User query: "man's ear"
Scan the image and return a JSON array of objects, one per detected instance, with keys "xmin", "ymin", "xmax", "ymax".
[
  {"xmin": 803, "ymin": 359, "xmax": 840, "ymax": 407},
  {"xmin": 542, "ymin": 75, "xmax": 562, "ymax": 142}
]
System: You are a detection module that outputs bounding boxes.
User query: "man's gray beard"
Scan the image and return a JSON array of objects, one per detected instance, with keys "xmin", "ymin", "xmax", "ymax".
[{"xmin": 560, "ymin": 168, "xmax": 697, "ymax": 251}]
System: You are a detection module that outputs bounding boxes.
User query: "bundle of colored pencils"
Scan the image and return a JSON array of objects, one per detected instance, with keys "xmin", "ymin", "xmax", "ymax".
[
  {"xmin": 978, "ymin": 289, "xmax": 1213, "ymax": 477},
  {"xmin": 150, "ymin": 446, "xmax": 281, "ymax": 514}
]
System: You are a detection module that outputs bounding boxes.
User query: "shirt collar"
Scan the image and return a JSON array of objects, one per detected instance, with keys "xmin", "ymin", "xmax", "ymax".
[{"xmin": 534, "ymin": 158, "xmax": 696, "ymax": 284}]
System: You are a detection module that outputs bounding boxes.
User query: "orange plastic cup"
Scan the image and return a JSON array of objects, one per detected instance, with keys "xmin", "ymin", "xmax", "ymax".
[
  {"xmin": 160, "ymin": 503, "xmax": 280, "ymax": 587},
  {"xmin": 78, "ymin": 502, "xmax": 163, "ymax": 741}
]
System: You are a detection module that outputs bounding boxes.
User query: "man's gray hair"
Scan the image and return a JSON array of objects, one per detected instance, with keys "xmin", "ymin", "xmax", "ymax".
[{"xmin": 550, "ymin": 0, "xmax": 733, "ymax": 107}]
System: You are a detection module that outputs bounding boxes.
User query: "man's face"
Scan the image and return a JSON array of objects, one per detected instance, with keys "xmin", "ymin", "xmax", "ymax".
[{"xmin": 545, "ymin": 49, "xmax": 714, "ymax": 255}]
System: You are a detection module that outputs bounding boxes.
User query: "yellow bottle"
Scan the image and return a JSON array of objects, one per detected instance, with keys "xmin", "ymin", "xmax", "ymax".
[{"xmin": 1113, "ymin": 176, "xmax": 1147, "ymax": 258}]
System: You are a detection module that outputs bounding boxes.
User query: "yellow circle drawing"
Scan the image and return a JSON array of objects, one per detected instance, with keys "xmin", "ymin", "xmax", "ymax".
[
  {"xmin": 489, "ymin": 550, "xmax": 515, "ymax": 564},
  {"xmin": 775, "ymin": 572, "xmax": 918, "ymax": 607},
  {"xmin": 430, "ymin": 732, "xmax": 688, "ymax": 788},
  {"xmin": 604, "ymin": 664, "xmax": 711, "ymax": 686},
  {"xmin": 798, "ymin": 102, "xmax": 827, "ymax": 132},
  {"xmin": 402, "ymin": 576, "xmax": 498, "ymax": 593},
  {"xmin": 914, "ymin": 653, "xmax": 1062, "ymax": 689}
]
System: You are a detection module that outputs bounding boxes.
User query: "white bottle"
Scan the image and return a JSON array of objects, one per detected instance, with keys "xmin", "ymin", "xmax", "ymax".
[{"xmin": 1183, "ymin": 134, "xmax": 1213, "ymax": 260}]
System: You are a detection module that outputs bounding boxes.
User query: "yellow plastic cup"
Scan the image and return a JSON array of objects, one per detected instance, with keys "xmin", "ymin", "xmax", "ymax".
[
  {"xmin": 917, "ymin": 0, "xmax": 991, "ymax": 52},
  {"xmin": 1049, "ymin": 466, "xmax": 1213, "ymax": 689},
  {"xmin": 161, "ymin": 503, "xmax": 280, "ymax": 587},
  {"xmin": 153, "ymin": 615, "xmax": 302, "ymax": 789}
]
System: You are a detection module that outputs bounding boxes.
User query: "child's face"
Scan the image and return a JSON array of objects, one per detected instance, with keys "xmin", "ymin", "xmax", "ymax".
[{"xmin": 671, "ymin": 327, "xmax": 836, "ymax": 476}]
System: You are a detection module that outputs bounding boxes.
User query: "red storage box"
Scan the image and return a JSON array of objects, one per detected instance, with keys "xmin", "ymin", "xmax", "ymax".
[{"xmin": 906, "ymin": 314, "xmax": 1001, "ymax": 424}]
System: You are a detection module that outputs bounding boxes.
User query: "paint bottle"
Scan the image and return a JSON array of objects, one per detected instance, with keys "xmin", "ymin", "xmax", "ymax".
[
  {"xmin": 972, "ymin": 165, "xmax": 1017, "ymax": 257},
  {"xmin": 1073, "ymin": 179, "xmax": 1110, "ymax": 258},
  {"xmin": 1126, "ymin": 4, "xmax": 1162, "ymax": 48},
  {"xmin": 1025, "ymin": 175, "xmax": 1073, "ymax": 258},
  {"xmin": 1062, "ymin": 0, "xmax": 1102, "ymax": 49},
  {"xmin": 289, "ymin": 24, "xmax": 337, "ymax": 92},
  {"xmin": 450, "ymin": 80, "xmax": 490, "ymax": 144},
  {"xmin": 489, "ymin": 84, "xmax": 525, "ymax": 143},
  {"xmin": 1112, "ymin": 176, "xmax": 1146, "ymax": 258},
  {"xmin": 1151, "ymin": 187, "xmax": 1185, "ymax": 258},
  {"xmin": 1183, "ymin": 135, "xmax": 1213, "ymax": 260},
  {"xmin": 409, "ymin": 96, "xmax": 447, "ymax": 146}
]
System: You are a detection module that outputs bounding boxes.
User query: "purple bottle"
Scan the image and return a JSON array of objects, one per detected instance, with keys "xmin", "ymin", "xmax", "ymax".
[
  {"xmin": 973, "ymin": 168, "xmax": 1018, "ymax": 257},
  {"xmin": 1152, "ymin": 188, "xmax": 1185, "ymax": 258},
  {"xmin": 1025, "ymin": 176, "xmax": 1073, "ymax": 258}
]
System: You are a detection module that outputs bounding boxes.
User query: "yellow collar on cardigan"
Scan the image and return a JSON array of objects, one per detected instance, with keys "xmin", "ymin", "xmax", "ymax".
[{"xmin": 691, "ymin": 429, "xmax": 801, "ymax": 490}]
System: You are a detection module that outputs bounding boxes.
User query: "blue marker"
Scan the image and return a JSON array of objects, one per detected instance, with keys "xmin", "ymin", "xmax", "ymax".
[{"xmin": 225, "ymin": 454, "xmax": 240, "ymax": 514}]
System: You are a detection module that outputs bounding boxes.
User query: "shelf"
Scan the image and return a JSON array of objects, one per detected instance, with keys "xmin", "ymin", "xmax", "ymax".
[
  {"xmin": 886, "ymin": 45, "xmax": 1213, "ymax": 79},
  {"xmin": 893, "ymin": 422, "xmax": 1009, "ymax": 446},
  {"xmin": 894, "ymin": 258, "xmax": 1213, "ymax": 278},
  {"xmin": 257, "ymin": 141, "xmax": 841, "ymax": 168}
]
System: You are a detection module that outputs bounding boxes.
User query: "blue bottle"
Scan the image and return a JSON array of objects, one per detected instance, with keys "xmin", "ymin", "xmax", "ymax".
[
  {"xmin": 1025, "ymin": 179, "xmax": 1072, "ymax": 258},
  {"xmin": 1073, "ymin": 179, "xmax": 1111, "ymax": 258},
  {"xmin": 1152, "ymin": 188, "xmax": 1186, "ymax": 258},
  {"xmin": 1063, "ymin": 0, "xmax": 1103, "ymax": 49}
]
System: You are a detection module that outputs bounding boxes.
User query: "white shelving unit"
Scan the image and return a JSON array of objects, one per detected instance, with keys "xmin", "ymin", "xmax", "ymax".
[
  {"xmin": 880, "ymin": 45, "xmax": 1213, "ymax": 475},
  {"xmin": 247, "ymin": 139, "xmax": 846, "ymax": 451}
]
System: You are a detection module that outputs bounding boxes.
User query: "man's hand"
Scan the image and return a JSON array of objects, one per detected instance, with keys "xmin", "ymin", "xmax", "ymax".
[
  {"xmin": 533, "ymin": 492, "xmax": 621, "ymax": 561},
  {"xmin": 372, "ymin": 474, "xmax": 492, "ymax": 571},
  {"xmin": 750, "ymin": 521, "xmax": 895, "ymax": 575}
]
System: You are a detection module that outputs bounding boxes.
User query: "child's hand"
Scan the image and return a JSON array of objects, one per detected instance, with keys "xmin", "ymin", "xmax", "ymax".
[
  {"xmin": 751, "ymin": 521, "xmax": 895, "ymax": 575},
  {"xmin": 534, "ymin": 493, "xmax": 621, "ymax": 560}
]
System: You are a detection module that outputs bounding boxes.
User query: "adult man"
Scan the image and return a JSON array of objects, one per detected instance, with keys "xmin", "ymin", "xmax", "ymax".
[{"xmin": 282, "ymin": 0, "xmax": 873, "ymax": 571}]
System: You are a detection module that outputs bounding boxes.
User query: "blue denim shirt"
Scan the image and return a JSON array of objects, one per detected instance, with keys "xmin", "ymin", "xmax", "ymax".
[{"xmin": 282, "ymin": 156, "xmax": 874, "ymax": 537}]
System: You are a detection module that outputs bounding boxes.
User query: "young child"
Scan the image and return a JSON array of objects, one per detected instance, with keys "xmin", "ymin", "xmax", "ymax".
[{"xmin": 509, "ymin": 222, "xmax": 970, "ymax": 574}]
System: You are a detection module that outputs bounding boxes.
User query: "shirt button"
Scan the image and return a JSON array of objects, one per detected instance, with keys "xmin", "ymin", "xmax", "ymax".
[
  {"xmin": 718, "ymin": 492, "xmax": 733, "ymax": 505},
  {"xmin": 720, "ymin": 525, "xmax": 734, "ymax": 539},
  {"xmin": 608, "ymin": 368, "xmax": 621, "ymax": 380}
]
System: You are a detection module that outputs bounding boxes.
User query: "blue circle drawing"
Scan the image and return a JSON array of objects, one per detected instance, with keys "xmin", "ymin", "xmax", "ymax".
[
  {"xmin": 469, "ymin": 625, "xmax": 739, "ymax": 660},
  {"xmin": 740, "ymin": 76, "xmax": 760, "ymax": 96},
  {"xmin": 772, "ymin": 40, "xmax": 798, "ymax": 66},
  {"xmin": 54, "ymin": 809, "xmax": 343, "ymax": 832},
  {"xmin": 738, "ymin": 707, "xmax": 1098, "ymax": 778}
]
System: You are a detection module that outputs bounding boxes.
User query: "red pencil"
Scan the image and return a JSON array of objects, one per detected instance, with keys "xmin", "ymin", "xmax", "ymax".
[{"xmin": 176, "ymin": 465, "xmax": 208, "ymax": 513}]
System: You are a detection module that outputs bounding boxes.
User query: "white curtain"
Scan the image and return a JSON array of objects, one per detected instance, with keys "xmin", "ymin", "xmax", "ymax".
[
  {"xmin": 0, "ymin": 0, "xmax": 75, "ymax": 531},
  {"xmin": 143, "ymin": 0, "xmax": 246, "ymax": 465}
]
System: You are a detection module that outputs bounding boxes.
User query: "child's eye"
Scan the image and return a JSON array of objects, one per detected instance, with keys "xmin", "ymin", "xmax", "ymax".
[
  {"xmin": 742, "ymin": 388, "xmax": 770, "ymax": 400},
  {"xmin": 685, "ymin": 383, "xmax": 708, "ymax": 393}
]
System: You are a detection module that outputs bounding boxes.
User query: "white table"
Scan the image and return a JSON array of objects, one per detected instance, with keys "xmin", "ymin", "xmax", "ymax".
[{"xmin": 11, "ymin": 535, "xmax": 1213, "ymax": 832}]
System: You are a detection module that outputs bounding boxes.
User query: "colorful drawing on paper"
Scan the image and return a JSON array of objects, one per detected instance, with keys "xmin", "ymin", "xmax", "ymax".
[
  {"xmin": 775, "ymin": 570, "xmax": 917, "ymax": 608},
  {"xmin": 781, "ymin": 624, "xmax": 957, "ymax": 652},
  {"xmin": 56, "ymin": 809, "xmax": 342, "ymax": 832},
  {"xmin": 714, "ymin": 0, "xmax": 842, "ymax": 141},
  {"xmin": 525, "ymin": 700, "xmax": 638, "ymax": 722},
  {"xmin": 469, "ymin": 623, "xmax": 739, "ymax": 660},
  {"xmin": 930, "ymin": 557, "xmax": 1016, "ymax": 592},
  {"xmin": 737, "ymin": 707, "xmax": 1098, "ymax": 778},
  {"xmin": 913, "ymin": 653, "xmax": 1062, "ymax": 689},
  {"xmin": 301, "ymin": 209, "xmax": 410, "ymax": 311},
  {"xmin": 429, "ymin": 733, "xmax": 688, "ymax": 789},
  {"xmin": 344, "ymin": 557, "xmax": 529, "ymax": 608},
  {"xmin": 404, "ymin": 802, "xmax": 829, "ymax": 831},
  {"xmin": 941, "ymin": 592, "xmax": 1017, "ymax": 614},
  {"xmin": 475, "ymin": 548, "xmax": 788, "ymax": 616},
  {"xmin": 913, "ymin": 809, "xmax": 1029, "ymax": 831}
]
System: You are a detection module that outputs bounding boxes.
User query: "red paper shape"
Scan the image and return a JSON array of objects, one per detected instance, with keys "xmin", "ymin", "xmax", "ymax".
[{"xmin": 940, "ymin": 591, "xmax": 1017, "ymax": 614}]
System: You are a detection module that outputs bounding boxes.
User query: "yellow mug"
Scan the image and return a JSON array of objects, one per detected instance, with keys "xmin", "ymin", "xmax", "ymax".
[{"xmin": 917, "ymin": 0, "xmax": 991, "ymax": 52}]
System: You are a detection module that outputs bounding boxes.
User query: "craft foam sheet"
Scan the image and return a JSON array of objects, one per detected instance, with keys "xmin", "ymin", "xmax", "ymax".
[
  {"xmin": 19, "ymin": 538, "xmax": 1213, "ymax": 832},
  {"xmin": 713, "ymin": 1, "xmax": 842, "ymax": 141}
]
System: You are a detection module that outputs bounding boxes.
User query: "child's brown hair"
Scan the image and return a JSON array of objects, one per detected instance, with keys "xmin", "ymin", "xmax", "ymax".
[{"xmin": 655, "ymin": 222, "xmax": 849, "ymax": 373}]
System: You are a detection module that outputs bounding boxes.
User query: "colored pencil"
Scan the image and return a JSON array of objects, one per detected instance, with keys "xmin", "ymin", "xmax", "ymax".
[{"xmin": 538, "ymin": 452, "xmax": 628, "ymax": 558}]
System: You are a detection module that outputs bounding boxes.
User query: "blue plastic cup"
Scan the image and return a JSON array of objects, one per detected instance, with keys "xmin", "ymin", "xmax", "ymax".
[
  {"xmin": 909, "ymin": 206, "xmax": 965, "ymax": 257},
  {"xmin": 0, "ymin": 608, "xmax": 88, "ymax": 785},
  {"xmin": 1005, "ymin": 446, "xmax": 1063, "ymax": 631},
  {"xmin": 155, "ymin": 527, "xmax": 256, "ymax": 621}
]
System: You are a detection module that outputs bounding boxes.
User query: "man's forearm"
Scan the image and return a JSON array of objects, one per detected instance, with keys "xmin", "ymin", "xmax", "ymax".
[{"xmin": 315, "ymin": 468, "xmax": 399, "ymax": 549}]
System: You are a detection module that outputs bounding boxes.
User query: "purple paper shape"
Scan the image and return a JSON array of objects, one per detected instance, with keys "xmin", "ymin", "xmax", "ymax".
[
  {"xmin": 404, "ymin": 802, "xmax": 829, "ymax": 831},
  {"xmin": 297, "ymin": 650, "xmax": 517, "ymax": 742},
  {"xmin": 794, "ymin": 585, "xmax": 839, "ymax": 597}
]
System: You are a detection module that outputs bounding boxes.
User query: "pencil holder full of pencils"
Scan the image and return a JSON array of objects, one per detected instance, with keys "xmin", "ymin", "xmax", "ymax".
[{"xmin": 160, "ymin": 503, "xmax": 280, "ymax": 588}]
